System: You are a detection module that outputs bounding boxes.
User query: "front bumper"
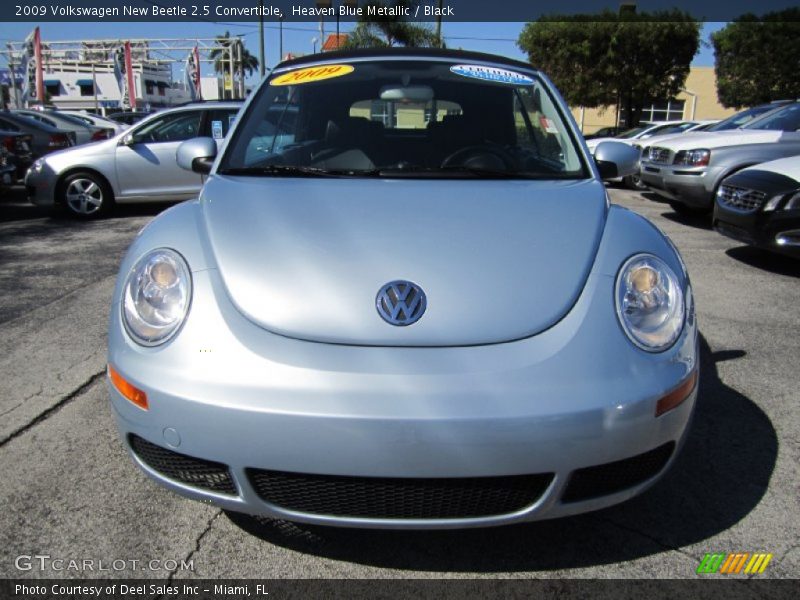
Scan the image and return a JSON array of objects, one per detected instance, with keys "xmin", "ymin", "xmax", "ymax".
[
  {"xmin": 640, "ymin": 162, "xmax": 719, "ymax": 209},
  {"xmin": 24, "ymin": 166, "xmax": 57, "ymax": 207},
  {"xmin": 713, "ymin": 202, "xmax": 800, "ymax": 258},
  {"xmin": 108, "ymin": 259, "xmax": 698, "ymax": 529}
]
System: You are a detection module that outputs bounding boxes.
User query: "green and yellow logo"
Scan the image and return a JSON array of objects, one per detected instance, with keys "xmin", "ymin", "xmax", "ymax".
[{"xmin": 697, "ymin": 553, "xmax": 773, "ymax": 574}]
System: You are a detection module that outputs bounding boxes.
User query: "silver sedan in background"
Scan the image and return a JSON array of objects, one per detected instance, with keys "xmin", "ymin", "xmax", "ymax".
[
  {"xmin": 25, "ymin": 102, "xmax": 241, "ymax": 218},
  {"xmin": 107, "ymin": 49, "xmax": 698, "ymax": 529}
]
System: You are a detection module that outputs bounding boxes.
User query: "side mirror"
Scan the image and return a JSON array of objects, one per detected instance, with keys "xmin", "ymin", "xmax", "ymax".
[
  {"xmin": 176, "ymin": 137, "xmax": 217, "ymax": 174},
  {"xmin": 593, "ymin": 141, "xmax": 641, "ymax": 179},
  {"xmin": 120, "ymin": 133, "xmax": 135, "ymax": 146}
]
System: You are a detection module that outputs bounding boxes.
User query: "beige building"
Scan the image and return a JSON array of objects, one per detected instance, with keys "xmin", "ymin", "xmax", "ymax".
[{"xmin": 572, "ymin": 66, "xmax": 736, "ymax": 134}]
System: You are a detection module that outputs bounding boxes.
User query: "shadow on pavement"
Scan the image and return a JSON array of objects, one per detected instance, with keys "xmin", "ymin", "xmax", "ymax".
[
  {"xmin": 725, "ymin": 246, "xmax": 800, "ymax": 278},
  {"xmin": 0, "ymin": 186, "xmax": 173, "ymax": 224},
  {"xmin": 659, "ymin": 210, "xmax": 713, "ymax": 231},
  {"xmin": 226, "ymin": 334, "xmax": 776, "ymax": 572}
]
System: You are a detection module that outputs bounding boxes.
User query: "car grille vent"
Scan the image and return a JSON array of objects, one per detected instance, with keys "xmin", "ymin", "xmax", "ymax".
[
  {"xmin": 648, "ymin": 147, "xmax": 671, "ymax": 163},
  {"xmin": 129, "ymin": 434, "xmax": 237, "ymax": 495},
  {"xmin": 562, "ymin": 442, "xmax": 675, "ymax": 503},
  {"xmin": 717, "ymin": 185, "xmax": 768, "ymax": 212},
  {"xmin": 246, "ymin": 469, "xmax": 554, "ymax": 520}
]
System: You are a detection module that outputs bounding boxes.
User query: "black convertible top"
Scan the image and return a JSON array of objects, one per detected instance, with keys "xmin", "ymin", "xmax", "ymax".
[{"xmin": 276, "ymin": 47, "xmax": 536, "ymax": 73}]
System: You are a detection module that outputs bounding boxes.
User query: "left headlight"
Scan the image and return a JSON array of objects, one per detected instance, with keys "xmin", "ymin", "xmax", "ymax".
[
  {"xmin": 122, "ymin": 248, "xmax": 192, "ymax": 346},
  {"xmin": 615, "ymin": 254, "xmax": 685, "ymax": 352}
]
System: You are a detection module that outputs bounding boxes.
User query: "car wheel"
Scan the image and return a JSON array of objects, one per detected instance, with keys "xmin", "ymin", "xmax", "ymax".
[
  {"xmin": 623, "ymin": 174, "xmax": 647, "ymax": 190},
  {"xmin": 668, "ymin": 200, "xmax": 710, "ymax": 216},
  {"xmin": 60, "ymin": 172, "xmax": 114, "ymax": 218}
]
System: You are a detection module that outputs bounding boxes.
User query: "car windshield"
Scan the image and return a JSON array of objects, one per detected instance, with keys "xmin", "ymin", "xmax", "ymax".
[
  {"xmin": 616, "ymin": 126, "xmax": 647, "ymax": 139},
  {"xmin": 647, "ymin": 122, "xmax": 695, "ymax": 136},
  {"xmin": 48, "ymin": 112, "xmax": 91, "ymax": 127},
  {"xmin": 219, "ymin": 60, "xmax": 588, "ymax": 179},
  {"xmin": 742, "ymin": 103, "xmax": 800, "ymax": 132},
  {"xmin": 706, "ymin": 104, "xmax": 783, "ymax": 131}
]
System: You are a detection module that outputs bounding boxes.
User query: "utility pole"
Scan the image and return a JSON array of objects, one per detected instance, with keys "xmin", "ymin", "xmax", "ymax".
[
  {"xmin": 92, "ymin": 62, "xmax": 99, "ymax": 113},
  {"xmin": 236, "ymin": 39, "xmax": 244, "ymax": 98},
  {"xmin": 227, "ymin": 39, "xmax": 234, "ymax": 99},
  {"xmin": 435, "ymin": 0, "xmax": 443, "ymax": 47},
  {"xmin": 279, "ymin": 17, "xmax": 283, "ymax": 60},
  {"xmin": 258, "ymin": 0, "xmax": 265, "ymax": 77}
]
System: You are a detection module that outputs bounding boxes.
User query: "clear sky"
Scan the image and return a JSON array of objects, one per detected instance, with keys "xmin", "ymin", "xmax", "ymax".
[{"xmin": 0, "ymin": 20, "xmax": 725, "ymax": 82}]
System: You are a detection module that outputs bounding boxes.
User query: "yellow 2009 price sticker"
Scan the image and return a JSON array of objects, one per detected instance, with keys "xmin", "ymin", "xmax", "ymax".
[{"xmin": 270, "ymin": 64, "xmax": 354, "ymax": 86}]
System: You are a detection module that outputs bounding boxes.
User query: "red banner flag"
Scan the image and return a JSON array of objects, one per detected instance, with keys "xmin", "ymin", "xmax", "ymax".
[
  {"xmin": 194, "ymin": 46, "xmax": 201, "ymax": 100},
  {"xmin": 33, "ymin": 27, "xmax": 43, "ymax": 105},
  {"xmin": 124, "ymin": 41, "xmax": 137, "ymax": 110}
]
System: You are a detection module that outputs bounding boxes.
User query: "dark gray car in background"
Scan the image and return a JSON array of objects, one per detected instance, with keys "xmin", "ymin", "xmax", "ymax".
[
  {"xmin": 0, "ymin": 111, "xmax": 73, "ymax": 157},
  {"xmin": 13, "ymin": 109, "xmax": 106, "ymax": 144}
]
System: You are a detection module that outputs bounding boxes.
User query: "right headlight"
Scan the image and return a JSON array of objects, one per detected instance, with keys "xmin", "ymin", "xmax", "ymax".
[
  {"xmin": 122, "ymin": 248, "xmax": 192, "ymax": 346},
  {"xmin": 673, "ymin": 149, "xmax": 710, "ymax": 167},
  {"xmin": 615, "ymin": 254, "xmax": 686, "ymax": 352}
]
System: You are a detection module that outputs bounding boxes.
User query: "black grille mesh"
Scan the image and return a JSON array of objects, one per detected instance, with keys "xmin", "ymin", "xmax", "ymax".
[
  {"xmin": 562, "ymin": 442, "xmax": 675, "ymax": 503},
  {"xmin": 129, "ymin": 435, "xmax": 237, "ymax": 495},
  {"xmin": 246, "ymin": 469, "xmax": 554, "ymax": 519}
]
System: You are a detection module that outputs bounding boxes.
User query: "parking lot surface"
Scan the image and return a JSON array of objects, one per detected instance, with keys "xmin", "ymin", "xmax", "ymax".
[{"xmin": 0, "ymin": 186, "xmax": 797, "ymax": 580}]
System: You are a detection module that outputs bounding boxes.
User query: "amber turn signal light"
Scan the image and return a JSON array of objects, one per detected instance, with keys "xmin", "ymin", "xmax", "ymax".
[
  {"xmin": 656, "ymin": 369, "xmax": 697, "ymax": 417},
  {"xmin": 108, "ymin": 365, "xmax": 148, "ymax": 410}
]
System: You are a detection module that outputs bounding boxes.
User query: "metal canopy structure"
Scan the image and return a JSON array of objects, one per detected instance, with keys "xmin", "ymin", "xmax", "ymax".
[{"xmin": 1, "ymin": 35, "xmax": 247, "ymax": 109}]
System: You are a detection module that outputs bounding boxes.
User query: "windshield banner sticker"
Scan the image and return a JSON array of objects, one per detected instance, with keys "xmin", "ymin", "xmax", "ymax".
[
  {"xmin": 450, "ymin": 64, "xmax": 533, "ymax": 85},
  {"xmin": 270, "ymin": 64, "xmax": 354, "ymax": 86}
]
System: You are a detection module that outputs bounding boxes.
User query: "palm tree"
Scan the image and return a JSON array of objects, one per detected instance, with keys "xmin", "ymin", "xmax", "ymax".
[
  {"xmin": 209, "ymin": 32, "xmax": 260, "ymax": 96},
  {"xmin": 343, "ymin": 1, "xmax": 440, "ymax": 49}
]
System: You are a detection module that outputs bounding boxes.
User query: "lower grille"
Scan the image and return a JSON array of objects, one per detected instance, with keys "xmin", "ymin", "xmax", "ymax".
[
  {"xmin": 247, "ymin": 469, "xmax": 554, "ymax": 519},
  {"xmin": 717, "ymin": 185, "xmax": 767, "ymax": 212},
  {"xmin": 562, "ymin": 442, "xmax": 675, "ymax": 503},
  {"xmin": 129, "ymin": 435, "xmax": 237, "ymax": 495}
]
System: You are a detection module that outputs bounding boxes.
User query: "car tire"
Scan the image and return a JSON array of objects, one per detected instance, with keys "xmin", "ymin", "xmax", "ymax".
[
  {"xmin": 623, "ymin": 174, "xmax": 648, "ymax": 190},
  {"xmin": 59, "ymin": 171, "xmax": 114, "ymax": 219}
]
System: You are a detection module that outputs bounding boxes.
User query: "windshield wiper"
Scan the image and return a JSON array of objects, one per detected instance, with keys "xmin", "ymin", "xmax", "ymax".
[{"xmin": 219, "ymin": 165, "xmax": 343, "ymax": 177}]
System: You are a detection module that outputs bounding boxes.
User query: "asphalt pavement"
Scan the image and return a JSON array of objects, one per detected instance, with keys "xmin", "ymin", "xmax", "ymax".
[{"xmin": 0, "ymin": 186, "xmax": 797, "ymax": 581}]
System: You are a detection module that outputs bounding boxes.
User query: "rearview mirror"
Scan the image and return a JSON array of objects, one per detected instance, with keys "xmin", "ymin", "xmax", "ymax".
[
  {"xmin": 176, "ymin": 137, "xmax": 217, "ymax": 174},
  {"xmin": 593, "ymin": 141, "xmax": 640, "ymax": 180},
  {"xmin": 379, "ymin": 85, "xmax": 434, "ymax": 103}
]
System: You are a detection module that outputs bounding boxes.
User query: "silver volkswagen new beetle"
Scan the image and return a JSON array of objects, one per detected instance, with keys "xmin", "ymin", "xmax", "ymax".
[{"xmin": 108, "ymin": 49, "xmax": 698, "ymax": 529}]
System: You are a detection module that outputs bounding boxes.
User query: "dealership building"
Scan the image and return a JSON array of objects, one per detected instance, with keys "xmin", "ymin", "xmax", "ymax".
[{"xmin": 573, "ymin": 67, "xmax": 737, "ymax": 133}]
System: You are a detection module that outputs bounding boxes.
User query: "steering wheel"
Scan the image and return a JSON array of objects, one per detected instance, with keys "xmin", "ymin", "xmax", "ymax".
[{"xmin": 441, "ymin": 145, "xmax": 516, "ymax": 170}]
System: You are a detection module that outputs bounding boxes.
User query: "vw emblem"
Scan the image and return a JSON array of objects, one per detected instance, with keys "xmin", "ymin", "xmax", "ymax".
[{"xmin": 376, "ymin": 280, "xmax": 427, "ymax": 326}]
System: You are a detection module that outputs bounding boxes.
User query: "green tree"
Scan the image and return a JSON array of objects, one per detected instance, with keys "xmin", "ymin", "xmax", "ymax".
[
  {"xmin": 518, "ymin": 11, "xmax": 700, "ymax": 128},
  {"xmin": 209, "ymin": 31, "xmax": 259, "ymax": 78},
  {"xmin": 343, "ymin": 1, "xmax": 439, "ymax": 49},
  {"xmin": 712, "ymin": 9, "xmax": 800, "ymax": 108}
]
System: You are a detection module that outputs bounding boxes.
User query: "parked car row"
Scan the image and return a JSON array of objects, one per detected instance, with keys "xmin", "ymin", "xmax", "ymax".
[
  {"xmin": 586, "ymin": 120, "xmax": 720, "ymax": 189},
  {"xmin": 0, "ymin": 107, "xmax": 156, "ymax": 194},
  {"xmin": 603, "ymin": 101, "xmax": 800, "ymax": 259}
]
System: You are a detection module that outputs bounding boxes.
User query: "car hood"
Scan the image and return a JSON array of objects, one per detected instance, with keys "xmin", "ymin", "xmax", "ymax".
[
  {"xmin": 649, "ymin": 129, "xmax": 793, "ymax": 152},
  {"xmin": 735, "ymin": 155, "xmax": 800, "ymax": 181},
  {"xmin": 199, "ymin": 176, "xmax": 607, "ymax": 347},
  {"xmin": 44, "ymin": 136, "xmax": 119, "ymax": 167}
]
